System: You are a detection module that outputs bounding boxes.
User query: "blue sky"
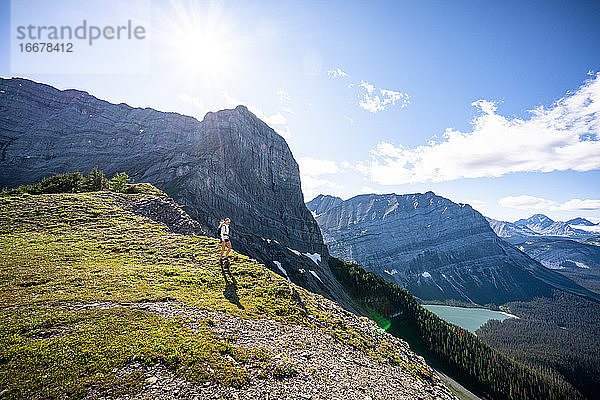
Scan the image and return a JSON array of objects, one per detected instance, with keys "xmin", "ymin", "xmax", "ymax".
[{"xmin": 1, "ymin": 0, "xmax": 599, "ymax": 222}]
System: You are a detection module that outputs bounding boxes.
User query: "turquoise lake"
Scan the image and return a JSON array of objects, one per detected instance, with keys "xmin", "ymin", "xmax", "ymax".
[{"xmin": 423, "ymin": 305, "xmax": 516, "ymax": 333}]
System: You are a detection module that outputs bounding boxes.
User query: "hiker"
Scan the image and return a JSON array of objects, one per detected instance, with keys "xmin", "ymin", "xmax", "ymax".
[{"xmin": 219, "ymin": 218, "xmax": 232, "ymax": 260}]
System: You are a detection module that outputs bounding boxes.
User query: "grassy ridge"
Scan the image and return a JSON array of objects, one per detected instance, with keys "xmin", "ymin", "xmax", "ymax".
[
  {"xmin": 0, "ymin": 190, "xmax": 428, "ymax": 399},
  {"xmin": 0, "ymin": 192, "xmax": 300, "ymax": 398}
]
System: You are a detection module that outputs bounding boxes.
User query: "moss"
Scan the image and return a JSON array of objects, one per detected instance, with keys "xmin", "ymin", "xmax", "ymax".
[{"xmin": 0, "ymin": 306, "xmax": 259, "ymax": 399}]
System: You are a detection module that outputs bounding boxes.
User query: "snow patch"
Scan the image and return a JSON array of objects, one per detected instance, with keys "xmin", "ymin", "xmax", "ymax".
[
  {"xmin": 385, "ymin": 269, "xmax": 399, "ymax": 275},
  {"xmin": 303, "ymin": 252, "xmax": 321, "ymax": 264},
  {"xmin": 541, "ymin": 260, "xmax": 564, "ymax": 270},
  {"xmin": 287, "ymin": 247, "xmax": 301, "ymax": 256},
  {"xmin": 309, "ymin": 270, "xmax": 323, "ymax": 283},
  {"xmin": 570, "ymin": 224, "xmax": 600, "ymax": 233},
  {"xmin": 573, "ymin": 261, "xmax": 591, "ymax": 269},
  {"xmin": 421, "ymin": 271, "xmax": 431, "ymax": 278},
  {"xmin": 273, "ymin": 261, "xmax": 290, "ymax": 281}
]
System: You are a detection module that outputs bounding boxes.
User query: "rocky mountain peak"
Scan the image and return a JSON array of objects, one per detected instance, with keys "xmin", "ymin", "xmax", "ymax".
[{"xmin": 516, "ymin": 213, "xmax": 554, "ymax": 227}]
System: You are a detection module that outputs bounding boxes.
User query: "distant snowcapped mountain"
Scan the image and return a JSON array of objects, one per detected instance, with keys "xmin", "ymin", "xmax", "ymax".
[
  {"xmin": 489, "ymin": 214, "xmax": 592, "ymax": 241},
  {"xmin": 517, "ymin": 238, "xmax": 600, "ymax": 292},
  {"xmin": 486, "ymin": 214, "xmax": 600, "ymax": 293},
  {"xmin": 515, "ymin": 214, "xmax": 555, "ymax": 231}
]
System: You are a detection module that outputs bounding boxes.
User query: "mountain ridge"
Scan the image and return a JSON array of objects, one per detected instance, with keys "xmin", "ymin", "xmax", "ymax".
[
  {"xmin": 308, "ymin": 191, "xmax": 598, "ymax": 304},
  {"xmin": 488, "ymin": 214, "xmax": 596, "ymax": 241}
]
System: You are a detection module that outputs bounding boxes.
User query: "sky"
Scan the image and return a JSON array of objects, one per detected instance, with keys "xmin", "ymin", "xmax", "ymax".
[{"xmin": 1, "ymin": 0, "xmax": 599, "ymax": 223}]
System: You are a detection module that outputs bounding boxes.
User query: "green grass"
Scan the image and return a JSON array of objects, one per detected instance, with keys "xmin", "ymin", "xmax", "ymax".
[{"xmin": 0, "ymin": 190, "xmax": 425, "ymax": 399}]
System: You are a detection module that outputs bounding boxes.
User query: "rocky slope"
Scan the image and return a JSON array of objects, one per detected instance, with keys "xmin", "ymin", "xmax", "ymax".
[
  {"xmin": 516, "ymin": 238, "xmax": 600, "ymax": 292},
  {"xmin": 0, "ymin": 189, "xmax": 457, "ymax": 400},
  {"xmin": 306, "ymin": 194, "xmax": 343, "ymax": 216},
  {"xmin": 0, "ymin": 77, "xmax": 354, "ymax": 309},
  {"xmin": 308, "ymin": 192, "xmax": 597, "ymax": 305}
]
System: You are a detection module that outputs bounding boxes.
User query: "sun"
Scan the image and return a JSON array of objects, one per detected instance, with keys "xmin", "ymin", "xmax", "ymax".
[{"xmin": 158, "ymin": 1, "xmax": 242, "ymax": 82}]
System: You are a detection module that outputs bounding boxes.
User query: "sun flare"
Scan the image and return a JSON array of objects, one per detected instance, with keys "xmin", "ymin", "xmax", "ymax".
[{"xmin": 158, "ymin": 1, "xmax": 242, "ymax": 82}]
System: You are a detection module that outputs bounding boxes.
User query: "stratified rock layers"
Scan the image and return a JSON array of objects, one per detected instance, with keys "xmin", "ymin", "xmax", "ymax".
[{"xmin": 312, "ymin": 193, "xmax": 593, "ymax": 304}]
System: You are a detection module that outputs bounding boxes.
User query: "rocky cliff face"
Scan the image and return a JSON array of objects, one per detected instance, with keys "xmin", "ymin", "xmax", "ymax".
[
  {"xmin": 0, "ymin": 77, "xmax": 355, "ymax": 309},
  {"xmin": 310, "ymin": 192, "xmax": 597, "ymax": 305}
]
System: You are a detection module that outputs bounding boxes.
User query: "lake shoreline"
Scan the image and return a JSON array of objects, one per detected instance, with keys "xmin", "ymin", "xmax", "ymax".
[{"xmin": 423, "ymin": 304, "xmax": 518, "ymax": 333}]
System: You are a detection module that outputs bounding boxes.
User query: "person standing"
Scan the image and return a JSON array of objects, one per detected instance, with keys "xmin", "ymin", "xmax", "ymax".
[{"xmin": 219, "ymin": 218, "xmax": 232, "ymax": 260}]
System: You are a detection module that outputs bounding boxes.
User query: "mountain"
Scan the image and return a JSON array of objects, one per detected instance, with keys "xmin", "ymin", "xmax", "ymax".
[
  {"xmin": 312, "ymin": 192, "xmax": 597, "ymax": 305},
  {"xmin": 488, "ymin": 214, "xmax": 592, "ymax": 242},
  {"xmin": 515, "ymin": 213, "xmax": 555, "ymax": 231},
  {"xmin": 0, "ymin": 77, "xmax": 355, "ymax": 310},
  {"xmin": 0, "ymin": 187, "xmax": 457, "ymax": 400},
  {"xmin": 486, "ymin": 217, "xmax": 542, "ymax": 243},
  {"xmin": 306, "ymin": 194, "xmax": 342, "ymax": 216},
  {"xmin": 515, "ymin": 214, "xmax": 588, "ymax": 236},
  {"xmin": 566, "ymin": 217, "xmax": 598, "ymax": 226},
  {"xmin": 487, "ymin": 215, "xmax": 600, "ymax": 292},
  {"xmin": 516, "ymin": 238, "xmax": 600, "ymax": 292}
]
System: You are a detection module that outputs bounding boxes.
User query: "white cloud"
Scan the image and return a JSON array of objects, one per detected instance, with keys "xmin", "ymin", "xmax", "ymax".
[
  {"xmin": 327, "ymin": 67, "xmax": 349, "ymax": 78},
  {"xmin": 360, "ymin": 81, "xmax": 375, "ymax": 93},
  {"xmin": 499, "ymin": 196, "xmax": 557, "ymax": 210},
  {"xmin": 298, "ymin": 157, "xmax": 343, "ymax": 200},
  {"xmin": 356, "ymin": 81, "xmax": 409, "ymax": 113},
  {"xmin": 561, "ymin": 199, "xmax": 600, "ymax": 211},
  {"xmin": 464, "ymin": 199, "xmax": 486, "ymax": 210},
  {"xmin": 360, "ymin": 186, "xmax": 377, "ymax": 194},
  {"xmin": 298, "ymin": 157, "xmax": 339, "ymax": 176},
  {"xmin": 358, "ymin": 73, "xmax": 600, "ymax": 184},
  {"xmin": 499, "ymin": 195, "xmax": 600, "ymax": 211},
  {"xmin": 273, "ymin": 126, "xmax": 292, "ymax": 139},
  {"xmin": 258, "ymin": 111, "xmax": 286, "ymax": 125}
]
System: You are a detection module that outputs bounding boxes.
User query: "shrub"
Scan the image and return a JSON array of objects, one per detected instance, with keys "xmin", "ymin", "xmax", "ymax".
[
  {"xmin": 108, "ymin": 172, "xmax": 131, "ymax": 193},
  {"xmin": 79, "ymin": 166, "xmax": 107, "ymax": 192},
  {"xmin": 1, "ymin": 168, "xmax": 126, "ymax": 196}
]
